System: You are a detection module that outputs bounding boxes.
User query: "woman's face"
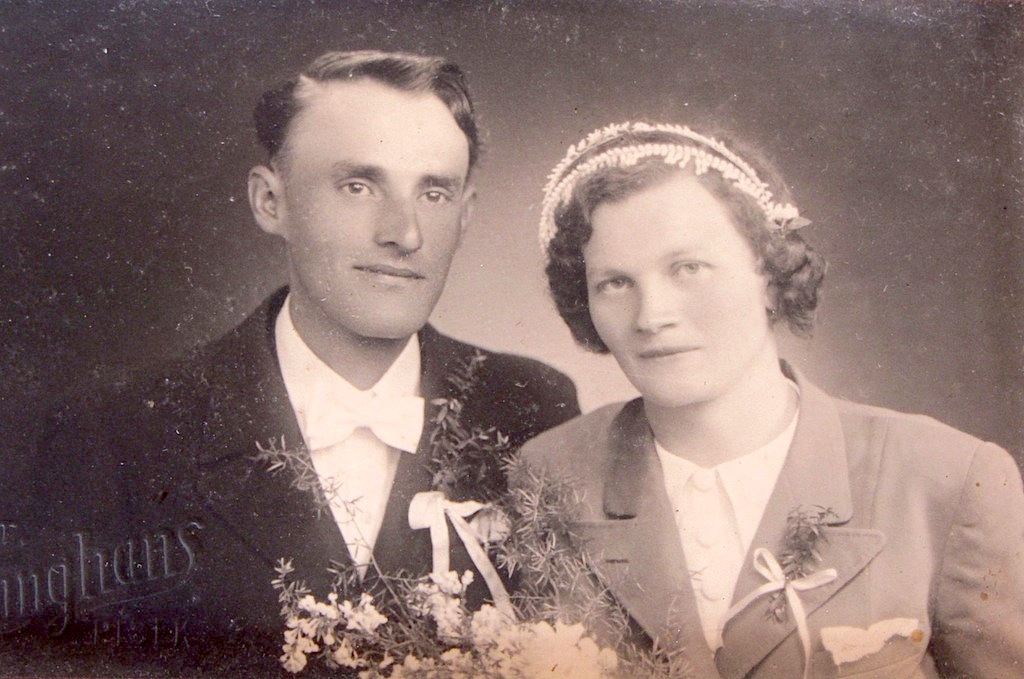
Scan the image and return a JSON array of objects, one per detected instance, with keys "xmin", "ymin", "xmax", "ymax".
[{"xmin": 584, "ymin": 171, "xmax": 776, "ymax": 410}]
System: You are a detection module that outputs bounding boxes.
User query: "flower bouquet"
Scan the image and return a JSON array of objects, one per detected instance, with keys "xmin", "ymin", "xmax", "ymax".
[
  {"xmin": 259, "ymin": 351, "xmax": 693, "ymax": 677},
  {"xmin": 273, "ymin": 561, "xmax": 619, "ymax": 677}
]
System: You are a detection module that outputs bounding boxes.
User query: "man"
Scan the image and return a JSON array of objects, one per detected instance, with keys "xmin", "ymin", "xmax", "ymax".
[{"xmin": 20, "ymin": 51, "xmax": 578, "ymax": 669}]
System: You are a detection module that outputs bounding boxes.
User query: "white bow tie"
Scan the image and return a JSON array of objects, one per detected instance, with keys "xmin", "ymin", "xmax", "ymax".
[{"xmin": 306, "ymin": 394, "xmax": 425, "ymax": 453}]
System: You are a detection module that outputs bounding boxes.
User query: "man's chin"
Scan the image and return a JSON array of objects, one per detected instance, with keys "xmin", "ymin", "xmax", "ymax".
[{"xmin": 349, "ymin": 315, "xmax": 431, "ymax": 345}]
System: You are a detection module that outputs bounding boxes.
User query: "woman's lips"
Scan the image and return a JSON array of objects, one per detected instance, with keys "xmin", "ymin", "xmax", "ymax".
[{"xmin": 637, "ymin": 345, "xmax": 697, "ymax": 359}]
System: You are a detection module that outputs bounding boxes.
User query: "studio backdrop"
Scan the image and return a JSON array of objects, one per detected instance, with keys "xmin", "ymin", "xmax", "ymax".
[{"xmin": 2, "ymin": 0, "xmax": 1021, "ymax": 483}]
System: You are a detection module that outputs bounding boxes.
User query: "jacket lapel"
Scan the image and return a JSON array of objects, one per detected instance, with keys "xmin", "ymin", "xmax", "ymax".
[
  {"xmin": 193, "ymin": 315, "xmax": 477, "ymax": 595},
  {"xmin": 715, "ymin": 366, "xmax": 886, "ymax": 679},
  {"xmin": 577, "ymin": 401, "xmax": 719, "ymax": 676},
  {"xmin": 190, "ymin": 288, "xmax": 350, "ymax": 596},
  {"xmin": 368, "ymin": 325, "xmax": 459, "ymax": 581}
]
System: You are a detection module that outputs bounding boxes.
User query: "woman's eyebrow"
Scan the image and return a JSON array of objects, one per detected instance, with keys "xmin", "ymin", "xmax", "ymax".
[{"xmin": 586, "ymin": 263, "xmax": 630, "ymax": 279}]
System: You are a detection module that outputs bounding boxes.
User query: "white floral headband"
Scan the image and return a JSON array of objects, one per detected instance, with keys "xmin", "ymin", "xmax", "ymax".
[{"xmin": 539, "ymin": 122, "xmax": 809, "ymax": 256}]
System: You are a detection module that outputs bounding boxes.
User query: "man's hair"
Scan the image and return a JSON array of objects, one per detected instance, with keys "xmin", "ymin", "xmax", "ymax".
[
  {"xmin": 254, "ymin": 50, "xmax": 480, "ymax": 174},
  {"xmin": 546, "ymin": 156, "xmax": 827, "ymax": 352}
]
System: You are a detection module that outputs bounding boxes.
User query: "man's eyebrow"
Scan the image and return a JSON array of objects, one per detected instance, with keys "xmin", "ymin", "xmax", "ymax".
[
  {"xmin": 420, "ymin": 174, "xmax": 465, "ymax": 193},
  {"xmin": 328, "ymin": 164, "xmax": 464, "ymax": 192},
  {"xmin": 329, "ymin": 162, "xmax": 385, "ymax": 183}
]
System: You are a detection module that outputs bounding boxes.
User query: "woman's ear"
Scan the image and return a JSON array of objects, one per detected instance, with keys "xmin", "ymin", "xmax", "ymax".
[
  {"xmin": 764, "ymin": 281, "xmax": 780, "ymax": 320},
  {"xmin": 248, "ymin": 165, "xmax": 288, "ymax": 238}
]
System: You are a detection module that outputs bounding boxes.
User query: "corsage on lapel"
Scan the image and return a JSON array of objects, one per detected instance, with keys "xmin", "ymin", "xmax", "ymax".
[
  {"xmin": 723, "ymin": 506, "xmax": 838, "ymax": 679},
  {"xmin": 253, "ymin": 350, "xmax": 513, "ymax": 589},
  {"xmin": 767, "ymin": 506, "xmax": 838, "ymax": 623},
  {"xmin": 408, "ymin": 351, "xmax": 514, "ymax": 613},
  {"xmin": 422, "ymin": 351, "xmax": 511, "ymax": 504}
]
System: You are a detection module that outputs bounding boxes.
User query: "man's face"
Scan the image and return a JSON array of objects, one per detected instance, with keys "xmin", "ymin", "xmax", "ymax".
[{"xmin": 269, "ymin": 78, "xmax": 471, "ymax": 343}]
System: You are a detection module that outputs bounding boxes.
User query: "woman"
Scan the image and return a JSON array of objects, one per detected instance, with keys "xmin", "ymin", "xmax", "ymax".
[{"xmin": 519, "ymin": 122, "xmax": 1024, "ymax": 678}]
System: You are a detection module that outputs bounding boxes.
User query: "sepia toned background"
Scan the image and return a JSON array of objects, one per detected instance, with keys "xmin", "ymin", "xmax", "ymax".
[{"xmin": 2, "ymin": 0, "xmax": 1022, "ymax": 484}]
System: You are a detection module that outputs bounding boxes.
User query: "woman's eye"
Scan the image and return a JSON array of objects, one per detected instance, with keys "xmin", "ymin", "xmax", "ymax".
[
  {"xmin": 595, "ymin": 277, "xmax": 632, "ymax": 294},
  {"xmin": 674, "ymin": 261, "xmax": 706, "ymax": 276}
]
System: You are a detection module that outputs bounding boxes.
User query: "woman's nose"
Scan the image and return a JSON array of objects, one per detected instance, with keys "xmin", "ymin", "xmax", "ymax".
[{"xmin": 634, "ymin": 280, "xmax": 680, "ymax": 334}]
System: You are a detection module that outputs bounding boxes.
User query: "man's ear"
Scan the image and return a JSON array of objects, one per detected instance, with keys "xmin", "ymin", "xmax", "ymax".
[
  {"xmin": 248, "ymin": 164, "xmax": 287, "ymax": 238},
  {"xmin": 457, "ymin": 185, "xmax": 476, "ymax": 245}
]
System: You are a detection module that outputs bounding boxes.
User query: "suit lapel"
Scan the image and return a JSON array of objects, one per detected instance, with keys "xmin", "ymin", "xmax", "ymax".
[
  {"xmin": 193, "ymin": 314, "xmax": 477, "ymax": 593},
  {"xmin": 365, "ymin": 411, "xmax": 437, "ymax": 582},
  {"xmin": 578, "ymin": 401, "xmax": 719, "ymax": 675},
  {"xmin": 369, "ymin": 326, "xmax": 460, "ymax": 581},
  {"xmin": 715, "ymin": 367, "xmax": 886, "ymax": 679},
  {"xmin": 190, "ymin": 289, "xmax": 350, "ymax": 595}
]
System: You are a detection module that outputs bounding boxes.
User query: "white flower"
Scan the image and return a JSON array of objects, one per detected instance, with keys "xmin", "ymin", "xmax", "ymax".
[
  {"xmin": 389, "ymin": 654, "xmax": 438, "ymax": 678},
  {"xmin": 577, "ymin": 635, "xmax": 619, "ymax": 674},
  {"xmin": 429, "ymin": 592, "xmax": 466, "ymax": 641},
  {"xmin": 279, "ymin": 629, "xmax": 319, "ymax": 674},
  {"xmin": 297, "ymin": 594, "xmax": 318, "ymax": 613},
  {"xmin": 280, "ymin": 648, "xmax": 307, "ymax": 674},
  {"xmin": 330, "ymin": 636, "xmax": 364, "ymax": 669},
  {"xmin": 438, "ymin": 647, "xmax": 475, "ymax": 677},
  {"xmin": 296, "ymin": 635, "xmax": 319, "ymax": 654},
  {"xmin": 516, "ymin": 620, "xmax": 617, "ymax": 678},
  {"xmin": 341, "ymin": 592, "xmax": 388, "ymax": 634},
  {"xmin": 470, "ymin": 604, "xmax": 511, "ymax": 647},
  {"xmin": 408, "ymin": 571, "xmax": 474, "ymax": 642},
  {"xmin": 294, "ymin": 591, "xmax": 341, "ymax": 619},
  {"xmin": 298, "ymin": 617, "xmax": 317, "ymax": 637},
  {"xmin": 772, "ymin": 203, "xmax": 800, "ymax": 221},
  {"xmin": 430, "ymin": 569, "xmax": 472, "ymax": 597}
]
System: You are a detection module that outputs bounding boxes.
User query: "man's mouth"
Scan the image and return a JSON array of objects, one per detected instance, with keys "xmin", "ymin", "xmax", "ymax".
[{"xmin": 355, "ymin": 264, "xmax": 425, "ymax": 280}]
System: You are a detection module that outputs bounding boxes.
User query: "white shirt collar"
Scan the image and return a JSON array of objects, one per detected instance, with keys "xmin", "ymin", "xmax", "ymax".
[
  {"xmin": 274, "ymin": 294, "xmax": 422, "ymax": 449},
  {"xmin": 714, "ymin": 412, "xmax": 797, "ymax": 550},
  {"xmin": 655, "ymin": 384, "xmax": 800, "ymax": 553}
]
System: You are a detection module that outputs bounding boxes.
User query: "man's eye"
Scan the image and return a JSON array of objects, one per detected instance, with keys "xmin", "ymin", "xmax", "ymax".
[
  {"xmin": 422, "ymin": 190, "xmax": 453, "ymax": 204},
  {"xmin": 341, "ymin": 182, "xmax": 372, "ymax": 196}
]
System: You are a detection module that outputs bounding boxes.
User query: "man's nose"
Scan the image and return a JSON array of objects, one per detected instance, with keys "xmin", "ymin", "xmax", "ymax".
[
  {"xmin": 634, "ymin": 280, "xmax": 680, "ymax": 334},
  {"xmin": 374, "ymin": 197, "xmax": 423, "ymax": 253}
]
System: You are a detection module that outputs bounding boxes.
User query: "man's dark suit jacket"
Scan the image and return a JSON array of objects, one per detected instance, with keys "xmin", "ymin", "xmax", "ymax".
[{"xmin": 11, "ymin": 287, "xmax": 579, "ymax": 673}]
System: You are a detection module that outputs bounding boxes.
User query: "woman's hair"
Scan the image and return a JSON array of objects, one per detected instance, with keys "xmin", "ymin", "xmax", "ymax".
[{"xmin": 541, "ymin": 123, "xmax": 827, "ymax": 353}]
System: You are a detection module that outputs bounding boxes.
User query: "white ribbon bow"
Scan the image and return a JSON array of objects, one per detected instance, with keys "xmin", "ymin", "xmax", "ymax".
[
  {"xmin": 306, "ymin": 394, "xmax": 425, "ymax": 453},
  {"xmin": 722, "ymin": 547, "xmax": 838, "ymax": 679},
  {"xmin": 408, "ymin": 491, "xmax": 514, "ymax": 618}
]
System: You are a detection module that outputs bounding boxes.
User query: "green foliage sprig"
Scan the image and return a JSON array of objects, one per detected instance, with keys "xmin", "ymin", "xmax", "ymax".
[
  {"xmin": 253, "ymin": 437, "xmax": 331, "ymax": 516},
  {"xmin": 495, "ymin": 455, "xmax": 696, "ymax": 678},
  {"xmin": 766, "ymin": 505, "xmax": 837, "ymax": 623},
  {"xmin": 257, "ymin": 349, "xmax": 697, "ymax": 675},
  {"xmin": 426, "ymin": 351, "xmax": 512, "ymax": 504},
  {"xmin": 253, "ymin": 350, "xmax": 512, "ymax": 514}
]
